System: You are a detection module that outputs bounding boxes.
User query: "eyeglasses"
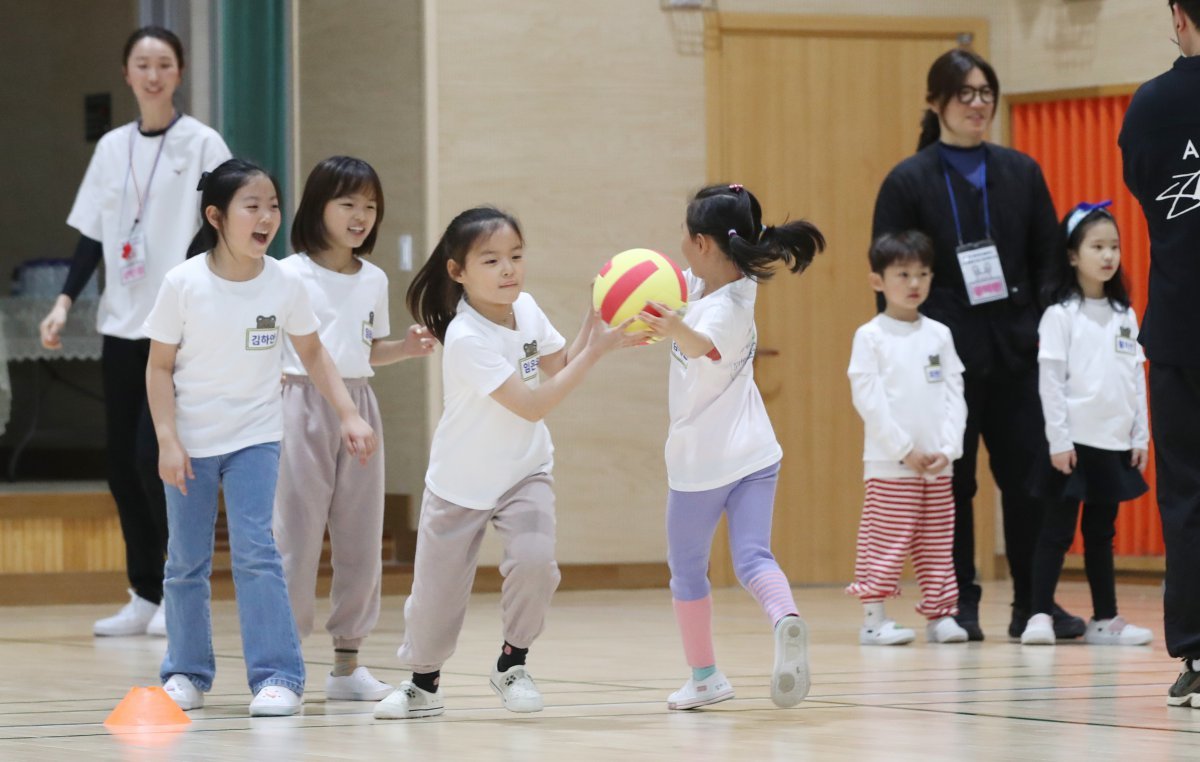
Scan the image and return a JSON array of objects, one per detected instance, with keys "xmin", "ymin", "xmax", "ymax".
[{"xmin": 956, "ymin": 86, "xmax": 996, "ymax": 105}]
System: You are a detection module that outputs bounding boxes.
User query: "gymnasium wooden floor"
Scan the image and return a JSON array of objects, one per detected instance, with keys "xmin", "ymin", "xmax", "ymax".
[{"xmin": 1, "ymin": 581, "xmax": 1198, "ymax": 760}]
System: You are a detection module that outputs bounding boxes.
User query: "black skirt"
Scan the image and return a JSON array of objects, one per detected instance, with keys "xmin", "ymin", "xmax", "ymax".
[{"xmin": 1028, "ymin": 442, "xmax": 1149, "ymax": 504}]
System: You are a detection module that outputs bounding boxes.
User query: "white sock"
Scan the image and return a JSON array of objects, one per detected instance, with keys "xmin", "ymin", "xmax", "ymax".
[
  {"xmin": 863, "ymin": 602, "xmax": 885, "ymax": 628},
  {"xmin": 1190, "ymin": 659, "xmax": 1200, "ymax": 673}
]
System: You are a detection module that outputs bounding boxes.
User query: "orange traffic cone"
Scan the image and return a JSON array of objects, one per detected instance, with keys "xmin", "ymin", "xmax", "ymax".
[{"xmin": 104, "ymin": 686, "xmax": 191, "ymax": 744}]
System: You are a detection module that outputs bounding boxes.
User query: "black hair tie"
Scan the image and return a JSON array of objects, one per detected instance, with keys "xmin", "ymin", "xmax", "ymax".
[{"xmin": 196, "ymin": 171, "xmax": 211, "ymax": 191}]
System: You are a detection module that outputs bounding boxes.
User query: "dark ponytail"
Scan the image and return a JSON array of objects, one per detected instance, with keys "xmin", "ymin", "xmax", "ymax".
[
  {"xmin": 917, "ymin": 110, "xmax": 942, "ymax": 152},
  {"xmin": 186, "ymin": 158, "xmax": 280, "ymax": 258},
  {"xmin": 406, "ymin": 206, "xmax": 524, "ymax": 343},
  {"xmin": 686, "ymin": 184, "xmax": 825, "ymax": 281},
  {"xmin": 916, "ymin": 47, "xmax": 1000, "ymax": 152}
]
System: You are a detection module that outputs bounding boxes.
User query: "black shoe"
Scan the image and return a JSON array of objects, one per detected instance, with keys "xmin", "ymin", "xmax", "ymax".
[
  {"xmin": 1051, "ymin": 604, "xmax": 1086, "ymax": 639},
  {"xmin": 955, "ymin": 617, "xmax": 985, "ymax": 642},
  {"xmin": 1008, "ymin": 606, "xmax": 1028, "ymax": 640},
  {"xmin": 1168, "ymin": 665, "xmax": 1200, "ymax": 707}
]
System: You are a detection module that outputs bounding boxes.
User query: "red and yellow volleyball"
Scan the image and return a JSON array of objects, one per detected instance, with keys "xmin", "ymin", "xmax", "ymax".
[{"xmin": 592, "ymin": 248, "xmax": 687, "ymax": 341}]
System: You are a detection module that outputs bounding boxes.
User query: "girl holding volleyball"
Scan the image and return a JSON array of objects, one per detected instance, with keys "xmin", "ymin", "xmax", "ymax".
[
  {"xmin": 639, "ymin": 183, "xmax": 825, "ymax": 710},
  {"xmin": 374, "ymin": 206, "xmax": 639, "ymax": 720}
]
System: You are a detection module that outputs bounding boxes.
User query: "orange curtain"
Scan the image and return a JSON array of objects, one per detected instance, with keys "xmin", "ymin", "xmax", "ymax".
[{"xmin": 1010, "ymin": 95, "xmax": 1162, "ymax": 556}]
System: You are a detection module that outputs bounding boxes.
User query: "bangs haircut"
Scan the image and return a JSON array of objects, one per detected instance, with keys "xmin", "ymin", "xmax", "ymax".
[{"xmin": 291, "ymin": 156, "xmax": 385, "ymax": 256}]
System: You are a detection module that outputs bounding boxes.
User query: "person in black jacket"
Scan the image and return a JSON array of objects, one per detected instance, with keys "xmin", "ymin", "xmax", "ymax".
[
  {"xmin": 872, "ymin": 48, "xmax": 1085, "ymax": 642},
  {"xmin": 1119, "ymin": 0, "xmax": 1200, "ymax": 708}
]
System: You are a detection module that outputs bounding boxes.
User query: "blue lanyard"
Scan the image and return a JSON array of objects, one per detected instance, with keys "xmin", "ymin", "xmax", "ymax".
[{"xmin": 943, "ymin": 158, "xmax": 991, "ymax": 246}]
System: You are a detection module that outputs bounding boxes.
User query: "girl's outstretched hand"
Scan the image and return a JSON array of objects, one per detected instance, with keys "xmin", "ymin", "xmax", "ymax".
[
  {"xmin": 1131, "ymin": 447, "xmax": 1149, "ymax": 473},
  {"xmin": 159, "ymin": 437, "xmax": 194, "ymax": 495},
  {"xmin": 341, "ymin": 414, "xmax": 378, "ymax": 464},
  {"xmin": 637, "ymin": 301, "xmax": 684, "ymax": 341},
  {"xmin": 587, "ymin": 314, "xmax": 648, "ymax": 353},
  {"xmin": 401, "ymin": 324, "xmax": 437, "ymax": 358}
]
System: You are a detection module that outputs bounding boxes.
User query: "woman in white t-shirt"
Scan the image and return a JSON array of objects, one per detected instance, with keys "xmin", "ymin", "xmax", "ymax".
[
  {"xmin": 38, "ymin": 26, "xmax": 231, "ymax": 638},
  {"xmin": 637, "ymin": 184, "xmax": 824, "ymax": 711},
  {"xmin": 273, "ymin": 157, "xmax": 434, "ymax": 702},
  {"xmin": 143, "ymin": 159, "xmax": 377, "ymax": 717},
  {"xmin": 1021, "ymin": 202, "xmax": 1153, "ymax": 647},
  {"xmin": 373, "ymin": 206, "xmax": 637, "ymax": 720}
]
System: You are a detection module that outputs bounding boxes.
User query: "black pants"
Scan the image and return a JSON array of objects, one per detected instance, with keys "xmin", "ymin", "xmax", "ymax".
[
  {"xmin": 1030, "ymin": 500, "xmax": 1118, "ymax": 620},
  {"xmin": 1150, "ymin": 363, "xmax": 1200, "ymax": 660},
  {"xmin": 953, "ymin": 366, "xmax": 1045, "ymax": 616},
  {"xmin": 101, "ymin": 336, "xmax": 167, "ymax": 604}
]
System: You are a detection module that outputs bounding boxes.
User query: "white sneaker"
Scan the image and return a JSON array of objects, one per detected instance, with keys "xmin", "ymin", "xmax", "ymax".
[
  {"xmin": 93, "ymin": 590, "xmax": 158, "ymax": 637},
  {"xmin": 667, "ymin": 669, "xmax": 735, "ymax": 710},
  {"xmin": 859, "ymin": 620, "xmax": 915, "ymax": 646},
  {"xmin": 325, "ymin": 666, "xmax": 394, "ymax": 701},
  {"xmin": 162, "ymin": 674, "xmax": 204, "ymax": 710},
  {"xmin": 145, "ymin": 605, "xmax": 166, "ymax": 637},
  {"xmin": 1020, "ymin": 612, "xmax": 1055, "ymax": 645},
  {"xmin": 248, "ymin": 685, "xmax": 302, "ymax": 717},
  {"xmin": 1084, "ymin": 616, "xmax": 1154, "ymax": 646},
  {"xmin": 490, "ymin": 665, "xmax": 543, "ymax": 713},
  {"xmin": 926, "ymin": 616, "xmax": 968, "ymax": 643},
  {"xmin": 373, "ymin": 681, "xmax": 445, "ymax": 719},
  {"xmin": 771, "ymin": 615, "xmax": 810, "ymax": 708}
]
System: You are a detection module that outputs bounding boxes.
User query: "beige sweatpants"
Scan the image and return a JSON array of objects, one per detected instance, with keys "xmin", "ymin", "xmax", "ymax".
[
  {"xmin": 397, "ymin": 472, "xmax": 560, "ymax": 673},
  {"xmin": 273, "ymin": 375, "xmax": 385, "ymax": 650}
]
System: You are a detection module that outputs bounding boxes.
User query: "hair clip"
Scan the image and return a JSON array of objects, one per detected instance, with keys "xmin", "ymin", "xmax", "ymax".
[
  {"xmin": 1065, "ymin": 199, "xmax": 1113, "ymax": 238},
  {"xmin": 727, "ymin": 228, "xmax": 739, "ymax": 239},
  {"xmin": 196, "ymin": 171, "xmax": 211, "ymax": 191},
  {"xmin": 729, "ymin": 183, "xmax": 744, "ymax": 193}
]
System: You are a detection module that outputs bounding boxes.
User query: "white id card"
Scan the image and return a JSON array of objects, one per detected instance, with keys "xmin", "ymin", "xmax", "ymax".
[
  {"xmin": 956, "ymin": 240, "xmax": 1008, "ymax": 306},
  {"xmin": 119, "ymin": 228, "xmax": 148, "ymax": 286}
]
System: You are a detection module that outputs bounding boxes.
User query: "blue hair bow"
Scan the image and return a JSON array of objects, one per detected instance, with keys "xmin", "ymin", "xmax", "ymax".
[{"xmin": 1065, "ymin": 200, "xmax": 1113, "ymax": 238}]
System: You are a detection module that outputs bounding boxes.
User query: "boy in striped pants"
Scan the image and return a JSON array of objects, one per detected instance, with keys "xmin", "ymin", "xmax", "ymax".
[{"xmin": 846, "ymin": 231, "xmax": 969, "ymax": 645}]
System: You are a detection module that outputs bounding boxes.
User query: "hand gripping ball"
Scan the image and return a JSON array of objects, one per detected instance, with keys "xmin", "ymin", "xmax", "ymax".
[{"xmin": 592, "ymin": 248, "xmax": 688, "ymax": 342}]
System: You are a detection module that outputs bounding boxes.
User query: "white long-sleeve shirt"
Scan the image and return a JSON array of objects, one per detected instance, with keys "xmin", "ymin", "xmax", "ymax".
[
  {"xmin": 848, "ymin": 313, "xmax": 967, "ymax": 480},
  {"xmin": 1037, "ymin": 297, "xmax": 1149, "ymax": 454}
]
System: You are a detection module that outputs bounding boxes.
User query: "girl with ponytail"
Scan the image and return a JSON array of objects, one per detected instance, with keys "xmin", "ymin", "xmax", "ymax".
[{"xmin": 637, "ymin": 183, "xmax": 824, "ymax": 712}]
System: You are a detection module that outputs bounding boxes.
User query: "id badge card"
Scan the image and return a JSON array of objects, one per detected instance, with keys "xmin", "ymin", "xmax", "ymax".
[
  {"xmin": 956, "ymin": 240, "xmax": 1008, "ymax": 306},
  {"xmin": 361, "ymin": 321, "xmax": 374, "ymax": 347},
  {"xmin": 119, "ymin": 226, "xmax": 148, "ymax": 286}
]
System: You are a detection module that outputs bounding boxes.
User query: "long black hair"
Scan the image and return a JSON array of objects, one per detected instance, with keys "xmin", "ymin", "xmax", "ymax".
[
  {"xmin": 1041, "ymin": 207, "xmax": 1131, "ymax": 311},
  {"xmin": 917, "ymin": 48, "xmax": 1000, "ymax": 151},
  {"xmin": 185, "ymin": 158, "xmax": 281, "ymax": 258},
  {"xmin": 292, "ymin": 156, "xmax": 385, "ymax": 256},
  {"xmin": 685, "ymin": 184, "xmax": 824, "ymax": 281},
  {"xmin": 406, "ymin": 206, "xmax": 523, "ymax": 343}
]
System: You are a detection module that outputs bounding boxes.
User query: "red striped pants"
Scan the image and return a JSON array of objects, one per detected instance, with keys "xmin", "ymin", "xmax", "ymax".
[{"xmin": 845, "ymin": 476, "xmax": 958, "ymax": 619}]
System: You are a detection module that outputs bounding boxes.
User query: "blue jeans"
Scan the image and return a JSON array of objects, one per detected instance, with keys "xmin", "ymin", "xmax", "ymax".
[{"xmin": 159, "ymin": 442, "xmax": 305, "ymax": 696}]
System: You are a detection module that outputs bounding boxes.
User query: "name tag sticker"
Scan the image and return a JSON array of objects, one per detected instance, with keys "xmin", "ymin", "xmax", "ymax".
[
  {"xmin": 956, "ymin": 240, "xmax": 1008, "ymax": 306},
  {"xmin": 246, "ymin": 328, "xmax": 279, "ymax": 350}
]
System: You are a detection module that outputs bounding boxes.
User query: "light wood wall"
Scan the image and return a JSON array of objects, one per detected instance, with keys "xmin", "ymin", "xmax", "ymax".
[{"xmin": 285, "ymin": 0, "xmax": 1177, "ymax": 568}]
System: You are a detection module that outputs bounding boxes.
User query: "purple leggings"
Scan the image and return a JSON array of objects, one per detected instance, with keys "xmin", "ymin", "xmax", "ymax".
[{"xmin": 667, "ymin": 461, "xmax": 790, "ymax": 602}]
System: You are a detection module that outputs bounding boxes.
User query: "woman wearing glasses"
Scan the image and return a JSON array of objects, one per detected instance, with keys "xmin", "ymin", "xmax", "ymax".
[{"xmin": 870, "ymin": 49, "xmax": 1083, "ymax": 643}]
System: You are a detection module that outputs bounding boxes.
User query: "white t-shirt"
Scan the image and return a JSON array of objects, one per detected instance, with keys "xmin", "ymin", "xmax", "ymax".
[
  {"xmin": 279, "ymin": 253, "xmax": 391, "ymax": 379},
  {"xmin": 67, "ymin": 115, "xmax": 231, "ymax": 339},
  {"xmin": 1037, "ymin": 297, "xmax": 1149, "ymax": 453},
  {"xmin": 425, "ymin": 293, "xmax": 566, "ymax": 510},
  {"xmin": 665, "ymin": 271, "xmax": 782, "ymax": 492},
  {"xmin": 847, "ymin": 313, "xmax": 967, "ymax": 480},
  {"xmin": 142, "ymin": 255, "xmax": 320, "ymax": 458}
]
